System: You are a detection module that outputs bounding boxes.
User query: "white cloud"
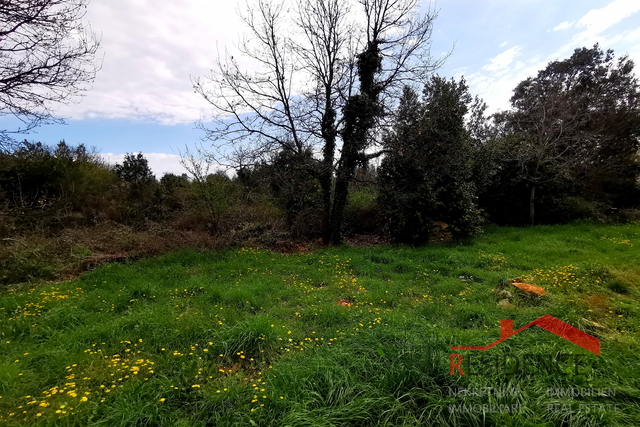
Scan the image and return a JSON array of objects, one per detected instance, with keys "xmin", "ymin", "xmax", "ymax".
[
  {"xmin": 482, "ymin": 46, "xmax": 522, "ymax": 72},
  {"xmin": 543, "ymin": 0, "xmax": 640, "ymax": 72},
  {"xmin": 98, "ymin": 153, "xmax": 189, "ymax": 177},
  {"xmin": 56, "ymin": 0, "xmax": 247, "ymax": 125},
  {"xmin": 464, "ymin": 1, "xmax": 640, "ymax": 115},
  {"xmin": 627, "ymin": 27, "xmax": 640, "ymax": 42},
  {"xmin": 553, "ymin": 21, "xmax": 574, "ymax": 31},
  {"xmin": 572, "ymin": 0, "xmax": 640, "ymax": 45},
  {"xmin": 465, "ymin": 53, "xmax": 547, "ymax": 114},
  {"xmin": 42, "ymin": 0, "xmax": 640, "ymax": 131}
]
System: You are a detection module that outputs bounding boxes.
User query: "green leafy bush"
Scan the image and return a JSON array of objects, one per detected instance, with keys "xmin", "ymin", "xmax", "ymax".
[{"xmin": 378, "ymin": 78, "xmax": 483, "ymax": 243}]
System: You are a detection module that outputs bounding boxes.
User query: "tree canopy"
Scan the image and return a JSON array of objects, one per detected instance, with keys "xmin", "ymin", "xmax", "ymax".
[
  {"xmin": 114, "ymin": 153, "xmax": 156, "ymax": 185},
  {"xmin": 494, "ymin": 44, "xmax": 640, "ymax": 224},
  {"xmin": 378, "ymin": 77, "xmax": 481, "ymax": 243}
]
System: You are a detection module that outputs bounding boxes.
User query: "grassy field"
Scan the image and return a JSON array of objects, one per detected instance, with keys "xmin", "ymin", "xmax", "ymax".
[{"xmin": 1, "ymin": 223, "xmax": 639, "ymax": 426}]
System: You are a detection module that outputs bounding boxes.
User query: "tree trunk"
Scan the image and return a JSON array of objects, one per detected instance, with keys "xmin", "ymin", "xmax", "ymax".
[
  {"xmin": 320, "ymin": 106, "xmax": 336, "ymax": 245},
  {"xmin": 320, "ymin": 172, "xmax": 333, "ymax": 246},
  {"xmin": 329, "ymin": 151, "xmax": 357, "ymax": 245},
  {"xmin": 326, "ymin": 41, "xmax": 382, "ymax": 244},
  {"xmin": 527, "ymin": 156, "xmax": 542, "ymax": 225},
  {"xmin": 329, "ymin": 177, "xmax": 349, "ymax": 244},
  {"xmin": 528, "ymin": 184, "xmax": 536, "ymax": 225}
]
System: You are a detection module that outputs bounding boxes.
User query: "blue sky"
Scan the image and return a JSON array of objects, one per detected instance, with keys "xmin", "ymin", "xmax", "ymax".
[{"xmin": 7, "ymin": 0, "xmax": 640, "ymax": 177}]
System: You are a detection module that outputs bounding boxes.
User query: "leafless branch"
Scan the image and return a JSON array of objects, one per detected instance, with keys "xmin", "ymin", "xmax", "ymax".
[{"xmin": 0, "ymin": 0, "xmax": 101, "ymax": 151}]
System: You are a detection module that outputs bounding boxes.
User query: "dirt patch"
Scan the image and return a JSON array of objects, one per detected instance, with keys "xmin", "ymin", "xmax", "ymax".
[
  {"xmin": 581, "ymin": 293, "xmax": 611, "ymax": 312},
  {"xmin": 344, "ymin": 234, "xmax": 392, "ymax": 247},
  {"xmin": 274, "ymin": 241, "xmax": 313, "ymax": 254}
]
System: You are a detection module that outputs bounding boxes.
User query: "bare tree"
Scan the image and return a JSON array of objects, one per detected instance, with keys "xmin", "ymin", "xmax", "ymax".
[
  {"xmin": 0, "ymin": 0, "xmax": 100, "ymax": 150},
  {"xmin": 294, "ymin": 0, "xmax": 355, "ymax": 244},
  {"xmin": 193, "ymin": 0, "xmax": 307, "ymax": 167},
  {"xmin": 194, "ymin": 0, "xmax": 444, "ymax": 244}
]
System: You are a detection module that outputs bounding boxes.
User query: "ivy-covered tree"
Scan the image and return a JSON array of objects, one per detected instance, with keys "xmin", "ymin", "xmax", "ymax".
[
  {"xmin": 193, "ymin": 0, "xmax": 443, "ymax": 244},
  {"xmin": 378, "ymin": 77, "xmax": 482, "ymax": 244}
]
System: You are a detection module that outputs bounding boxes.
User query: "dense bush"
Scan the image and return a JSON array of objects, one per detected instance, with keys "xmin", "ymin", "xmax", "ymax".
[
  {"xmin": 0, "ymin": 141, "xmax": 119, "ymax": 230},
  {"xmin": 378, "ymin": 78, "xmax": 483, "ymax": 244},
  {"xmin": 343, "ymin": 186, "xmax": 385, "ymax": 236},
  {"xmin": 1, "ymin": 44, "xmax": 638, "ymax": 287},
  {"xmin": 268, "ymin": 149, "xmax": 322, "ymax": 229},
  {"xmin": 158, "ymin": 173, "xmax": 191, "ymax": 212}
]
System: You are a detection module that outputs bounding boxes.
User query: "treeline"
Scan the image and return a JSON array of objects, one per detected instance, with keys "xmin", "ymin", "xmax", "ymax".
[
  {"xmin": 1, "ymin": 46, "xmax": 639, "ymax": 254},
  {"xmin": 0, "ymin": 144, "xmax": 280, "ymax": 284},
  {"xmin": 0, "ymin": 142, "xmax": 367, "ymax": 240},
  {"xmin": 379, "ymin": 45, "xmax": 640, "ymax": 243},
  {"xmin": 0, "ymin": 144, "xmax": 250, "ymax": 235}
]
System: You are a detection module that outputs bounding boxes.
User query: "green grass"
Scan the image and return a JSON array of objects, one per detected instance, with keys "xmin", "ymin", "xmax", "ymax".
[{"xmin": 1, "ymin": 223, "xmax": 639, "ymax": 426}]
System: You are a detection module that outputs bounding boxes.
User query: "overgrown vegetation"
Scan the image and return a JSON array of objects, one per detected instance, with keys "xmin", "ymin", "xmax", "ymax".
[
  {"xmin": 0, "ymin": 1, "xmax": 638, "ymax": 426},
  {"xmin": 1, "ymin": 0, "xmax": 638, "ymax": 288},
  {"xmin": 190, "ymin": 0, "xmax": 639, "ymax": 242},
  {"xmin": 2, "ymin": 44, "xmax": 639, "ymax": 267},
  {"xmin": 0, "ymin": 223, "xmax": 638, "ymax": 426},
  {"xmin": 482, "ymin": 45, "xmax": 640, "ymax": 225},
  {"xmin": 0, "ymin": 141, "xmax": 284, "ymax": 285}
]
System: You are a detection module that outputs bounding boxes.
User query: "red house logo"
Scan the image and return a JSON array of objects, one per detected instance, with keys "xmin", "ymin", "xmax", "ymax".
[{"xmin": 450, "ymin": 314, "xmax": 600, "ymax": 355}]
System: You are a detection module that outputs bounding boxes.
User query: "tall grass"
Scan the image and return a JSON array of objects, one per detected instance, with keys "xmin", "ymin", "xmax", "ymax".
[{"xmin": 0, "ymin": 223, "xmax": 638, "ymax": 426}]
